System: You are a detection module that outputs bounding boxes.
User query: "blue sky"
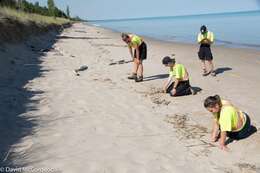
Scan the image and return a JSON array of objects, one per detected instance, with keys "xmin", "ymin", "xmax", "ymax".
[{"xmin": 28, "ymin": 0, "xmax": 260, "ymax": 20}]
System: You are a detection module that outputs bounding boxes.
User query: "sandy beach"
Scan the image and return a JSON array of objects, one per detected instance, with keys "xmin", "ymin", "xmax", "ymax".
[{"xmin": 1, "ymin": 23, "xmax": 260, "ymax": 173}]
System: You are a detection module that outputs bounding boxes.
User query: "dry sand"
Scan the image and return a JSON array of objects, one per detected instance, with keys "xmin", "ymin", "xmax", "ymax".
[{"xmin": 1, "ymin": 23, "xmax": 260, "ymax": 173}]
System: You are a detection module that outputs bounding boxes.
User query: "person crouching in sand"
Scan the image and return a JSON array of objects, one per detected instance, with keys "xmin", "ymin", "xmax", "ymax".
[
  {"xmin": 121, "ymin": 33, "xmax": 147, "ymax": 82},
  {"xmin": 162, "ymin": 56, "xmax": 193, "ymax": 96},
  {"xmin": 204, "ymin": 95, "xmax": 252, "ymax": 151}
]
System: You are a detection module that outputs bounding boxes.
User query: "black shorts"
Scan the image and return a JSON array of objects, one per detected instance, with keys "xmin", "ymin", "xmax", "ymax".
[
  {"xmin": 166, "ymin": 80, "xmax": 192, "ymax": 97},
  {"xmin": 198, "ymin": 44, "xmax": 213, "ymax": 61},
  {"xmin": 134, "ymin": 42, "xmax": 147, "ymax": 60},
  {"xmin": 227, "ymin": 113, "xmax": 252, "ymax": 140}
]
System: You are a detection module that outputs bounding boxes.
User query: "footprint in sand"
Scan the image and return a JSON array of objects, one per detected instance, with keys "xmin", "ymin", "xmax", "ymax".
[
  {"xmin": 235, "ymin": 163, "xmax": 258, "ymax": 173},
  {"xmin": 92, "ymin": 77, "xmax": 116, "ymax": 86},
  {"xmin": 108, "ymin": 59, "xmax": 132, "ymax": 66},
  {"xmin": 137, "ymin": 87, "xmax": 171, "ymax": 106}
]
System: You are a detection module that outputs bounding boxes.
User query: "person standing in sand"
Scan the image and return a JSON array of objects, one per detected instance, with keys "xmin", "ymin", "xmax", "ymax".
[
  {"xmin": 121, "ymin": 33, "xmax": 147, "ymax": 82},
  {"xmin": 197, "ymin": 25, "xmax": 216, "ymax": 76},
  {"xmin": 162, "ymin": 56, "xmax": 193, "ymax": 97},
  {"xmin": 204, "ymin": 95, "xmax": 252, "ymax": 151}
]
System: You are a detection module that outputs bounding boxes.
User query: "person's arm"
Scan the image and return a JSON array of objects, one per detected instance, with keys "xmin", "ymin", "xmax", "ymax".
[
  {"xmin": 169, "ymin": 78, "xmax": 179, "ymax": 95},
  {"xmin": 201, "ymin": 38, "xmax": 210, "ymax": 44},
  {"xmin": 173, "ymin": 79, "xmax": 179, "ymax": 89},
  {"xmin": 209, "ymin": 32, "xmax": 214, "ymax": 44},
  {"xmin": 219, "ymin": 131, "xmax": 229, "ymax": 151},
  {"xmin": 163, "ymin": 76, "xmax": 173, "ymax": 92},
  {"xmin": 128, "ymin": 45, "xmax": 134, "ymax": 60},
  {"xmin": 212, "ymin": 119, "xmax": 219, "ymax": 142},
  {"xmin": 202, "ymin": 32, "xmax": 214, "ymax": 44},
  {"xmin": 132, "ymin": 44, "xmax": 140, "ymax": 60}
]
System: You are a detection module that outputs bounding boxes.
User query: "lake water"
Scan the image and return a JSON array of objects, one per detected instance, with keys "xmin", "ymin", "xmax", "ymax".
[{"xmin": 90, "ymin": 11, "xmax": 260, "ymax": 50}]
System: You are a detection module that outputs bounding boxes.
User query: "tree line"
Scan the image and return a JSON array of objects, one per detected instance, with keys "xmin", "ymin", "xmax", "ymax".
[{"xmin": 0, "ymin": 0, "xmax": 71, "ymax": 19}]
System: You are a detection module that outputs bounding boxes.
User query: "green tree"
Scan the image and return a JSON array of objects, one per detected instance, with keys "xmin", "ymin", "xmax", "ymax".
[
  {"xmin": 0, "ymin": 0, "xmax": 16, "ymax": 7},
  {"xmin": 34, "ymin": 1, "xmax": 39, "ymax": 7},
  {"xmin": 17, "ymin": 0, "xmax": 22, "ymax": 9},
  {"xmin": 47, "ymin": 0, "xmax": 55, "ymax": 17},
  {"xmin": 66, "ymin": 5, "xmax": 70, "ymax": 18},
  {"xmin": 20, "ymin": 0, "xmax": 26, "ymax": 11}
]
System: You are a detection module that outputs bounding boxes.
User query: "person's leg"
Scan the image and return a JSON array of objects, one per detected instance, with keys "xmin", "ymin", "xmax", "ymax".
[
  {"xmin": 201, "ymin": 60, "xmax": 207, "ymax": 74},
  {"xmin": 135, "ymin": 60, "xmax": 143, "ymax": 82},
  {"xmin": 205, "ymin": 47, "xmax": 215, "ymax": 76},
  {"xmin": 135, "ymin": 43, "xmax": 146, "ymax": 82},
  {"xmin": 198, "ymin": 46, "xmax": 208, "ymax": 75},
  {"xmin": 174, "ymin": 81, "xmax": 192, "ymax": 96},
  {"xmin": 208, "ymin": 60, "xmax": 216, "ymax": 76},
  {"xmin": 128, "ymin": 58, "xmax": 138, "ymax": 79},
  {"xmin": 137, "ymin": 60, "xmax": 143, "ymax": 76},
  {"xmin": 210, "ymin": 60, "xmax": 214, "ymax": 70}
]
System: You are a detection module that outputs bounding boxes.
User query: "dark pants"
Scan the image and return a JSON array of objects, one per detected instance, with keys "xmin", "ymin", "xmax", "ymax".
[
  {"xmin": 227, "ymin": 113, "xmax": 251, "ymax": 140},
  {"xmin": 166, "ymin": 80, "xmax": 192, "ymax": 97},
  {"xmin": 198, "ymin": 44, "xmax": 213, "ymax": 61},
  {"xmin": 134, "ymin": 42, "xmax": 147, "ymax": 60}
]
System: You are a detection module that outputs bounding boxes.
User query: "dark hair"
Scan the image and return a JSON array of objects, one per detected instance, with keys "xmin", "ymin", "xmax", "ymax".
[
  {"xmin": 200, "ymin": 25, "xmax": 207, "ymax": 34},
  {"xmin": 162, "ymin": 56, "xmax": 175, "ymax": 65},
  {"xmin": 121, "ymin": 33, "xmax": 129, "ymax": 40},
  {"xmin": 204, "ymin": 95, "xmax": 221, "ymax": 108}
]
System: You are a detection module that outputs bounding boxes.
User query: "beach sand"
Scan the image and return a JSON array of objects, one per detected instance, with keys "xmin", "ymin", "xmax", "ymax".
[{"xmin": 1, "ymin": 23, "xmax": 260, "ymax": 173}]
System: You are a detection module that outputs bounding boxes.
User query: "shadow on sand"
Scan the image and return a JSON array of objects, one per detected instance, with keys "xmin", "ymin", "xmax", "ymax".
[
  {"xmin": 56, "ymin": 36, "xmax": 111, "ymax": 40},
  {"xmin": 143, "ymin": 74, "xmax": 169, "ymax": 82},
  {"xmin": 215, "ymin": 67, "xmax": 232, "ymax": 75},
  {"xmin": 0, "ymin": 30, "xmax": 64, "ymax": 168},
  {"xmin": 191, "ymin": 86, "xmax": 203, "ymax": 94}
]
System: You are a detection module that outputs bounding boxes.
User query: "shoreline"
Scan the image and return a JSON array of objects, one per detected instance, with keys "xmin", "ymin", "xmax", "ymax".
[{"xmin": 87, "ymin": 22, "xmax": 260, "ymax": 53}]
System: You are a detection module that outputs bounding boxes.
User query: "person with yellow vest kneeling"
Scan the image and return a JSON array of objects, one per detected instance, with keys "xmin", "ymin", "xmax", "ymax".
[
  {"xmin": 204, "ymin": 95, "xmax": 252, "ymax": 151},
  {"xmin": 162, "ymin": 56, "xmax": 194, "ymax": 97}
]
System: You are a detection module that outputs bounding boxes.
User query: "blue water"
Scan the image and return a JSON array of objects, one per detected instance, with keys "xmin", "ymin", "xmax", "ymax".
[{"xmin": 90, "ymin": 11, "xmax": 260, "ymax": 50}]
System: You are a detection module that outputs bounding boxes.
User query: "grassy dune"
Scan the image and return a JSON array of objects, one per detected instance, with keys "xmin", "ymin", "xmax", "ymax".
[
  {"xmin": 0, "ymin": 7, "xmax": 72, "ymax": 42},
  {"xmin": 0, "ymin": 7, "xmax": 70, "ymax": 25}
]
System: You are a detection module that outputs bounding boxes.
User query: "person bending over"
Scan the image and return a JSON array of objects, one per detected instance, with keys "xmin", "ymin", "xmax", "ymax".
[{"xmin": 121, "ymin": 33, "xmax": 147, "ymax": 82}]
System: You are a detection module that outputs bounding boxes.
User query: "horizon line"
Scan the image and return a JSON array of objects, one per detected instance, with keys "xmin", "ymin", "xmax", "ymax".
[{"xmin": 87, "ymin": 10, "xmax": 260, "ymax": 22}]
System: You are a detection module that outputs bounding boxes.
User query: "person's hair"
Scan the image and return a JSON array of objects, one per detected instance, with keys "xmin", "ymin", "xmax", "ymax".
[
  {"xmin": 200, "ymin": 25, "xmax": 207, "ymax": 34},
  {"xmin": 204, "ymin": 95, "xmax": 221, "ymax": 108},
  {"xmin": 121, "ymin": 33, "xmax": 129, "ymax": 41},
  {"xmin": 162, "ymin": 56, "xmax": 176, "ymax": 65}
]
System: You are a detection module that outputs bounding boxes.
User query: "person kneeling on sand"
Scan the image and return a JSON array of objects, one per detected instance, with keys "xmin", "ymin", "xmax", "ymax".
[
  {"xmin": 204, "ymin": 95, "xmax": 252, "ymax": 151},
  {"xmin": 121, "ymin": 33, "xmax": 147, "ymax": 82},
  {"xmin": 162, "ymin": 56, "xmax": 193, "ymax": 96}
]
